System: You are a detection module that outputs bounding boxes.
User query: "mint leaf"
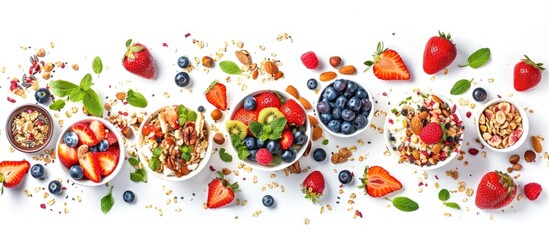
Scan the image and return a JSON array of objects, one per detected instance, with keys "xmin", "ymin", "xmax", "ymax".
[
  {"xmin": 187, "ymin": 111, "xmax": 197, "ymax": 122},
  {"xmin": 219, "ymin": 60, "xmax": 241, "ymax": 75},
  {"xmin": 49, "ymin": 80, "xmax": 78, "ymax": 97},
  {"xmin": 259, "ymin": 132, "xmax": 270, "ymax": 142},
  {"xmin": 82, "ymin": 89, "xmax": 103, "ymax": 116},
  {"xmin": 49, "ymin": 99, "xmax": 66, "ymax": 111},
  {"xmin": 130, "ymin": 171, "xmax": 143, "ymax": 182},
  {"xmin": 135, "ymin": 169, "xmax": 147, "ymax": 182},
  {"xmin": 391, "ymin": 196, "xmax": 419, "ymax": 212},
  {"xmin": 92, "ymin": 56, "xmax": 103, "ymax": 75},
  {"xmin": 219, "ymin": 148, "xmax": 233, "ymax": 162},
  {"xmin": 80, "ymin": 73, "xmax": 93, "ymax": 90},
  {"xmin": 249, "ymin": 122, "xmax": 263, "ymax": 138},
  {"xmin": 69, "ymin": 88, "xmax": 85, "ymax": 102},
  {"xmin": 149, "ymin": 157, "xmax": 159, "ymax": 171},
  {"xmin": 152, "ymin": 147, "xmax": 162, "ymax": 157},
  {"xmin": 263, "ymin": 125, "xmax": 272, "ymax": 134},
  {"xmin": 444, "ymin": 202, "xmax": 461, "ymax": 210},
  {"xmin": 126, "ymin": 89, "xmax": 148, "ymax": 108},
  {"xmin": 231, "ymin": 134, "xmax": 242, "ymax": 147},
  {"xmin": 128, "ymin": 157, "xmax": 140, "ymax": 167},
  {"xmin": 450, "ymin": 79, "xmax": 473, "ymax": 95},
  {"xmin": 237, "ymin": 146, "xmax": 250, "ymax": 159},
  {"xmin": 268, "ymin": 117, "xmax": 287, "ymax": 140},
  {"xmin": 460, "ymin": 48, "xmax": 490, "ymax": 69},
  {"xmin": 438, "ymin": 189, "xmax": 450, "ymax": 202},
  {"xmin": 100, "ymin": 186, "xmax": 114, "ymax": 214},
  {"xmin": 322, "ymin": 139, "xmax": 329, "ymax": 145}
]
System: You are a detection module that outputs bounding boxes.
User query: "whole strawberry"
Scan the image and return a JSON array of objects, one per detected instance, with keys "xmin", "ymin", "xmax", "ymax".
[
  {"xmin": 423, "ymin": 31, "xmax": 457, "ymax": 74},
  {"xmin": 524, "ymin": 182, "xmax": 542, "ymax": 201},
  {"xmin": 302, "ymin": 170, "xmax": 325, "ymax": 203},
  {"xmin": 475, "ymin": 171, "xmax": 517, "ymax": 210},
  {"xmin": 419, "ymin": 122, "xmax": 442, "ymax": 145},
  {"xmin": 513, "ymin": 55, "xmax": 545, "ymax": 92},
  {"xmin": 122, "ymin": 39, "xmax": 157, "ymax": 79}
]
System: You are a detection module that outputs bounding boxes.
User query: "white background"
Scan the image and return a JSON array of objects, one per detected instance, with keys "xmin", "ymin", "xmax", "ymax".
[{"xmin": 0, "ymin": 0, "xmax": 548, "ymax": 238}]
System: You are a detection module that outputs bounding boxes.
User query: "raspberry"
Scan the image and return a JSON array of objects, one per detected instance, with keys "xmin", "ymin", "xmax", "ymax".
[
  {"xmin": 255, "ymin": 148, "xmax": 273, "ymax": 166},
  {"xmin": 524, "ymin": 182, "xmax": 542, "ymax": 201},
  {"xmin": 419, "ymin": 122, "xmax": 442, "ymax": 145},
  {"xmin": 301, "ymin": 51, "xmax": 319, "ymax": 69}
]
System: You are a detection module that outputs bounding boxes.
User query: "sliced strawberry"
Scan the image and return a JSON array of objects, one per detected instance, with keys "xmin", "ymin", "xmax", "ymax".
[
  {"xmin": 207, "ymin": 171, "xmax": 240, "ymax": 208},
  {"xmin": 255, "ymin": 91, "xmax": 281, "ymax": 111},
  {"xmin": 204, "ymin": 80, "xmax": 227, "ymax": 110},
  {"xmin": 231, "ymin": 108, "xmax": 258, "ymax": 125},
  {"xmin": 164, "ymin": 106, "xmax": 179, "ymax": 128},
  {"xmin": 71, "ymin": 123, "xmax": 100, "ymax": 146},
  {"xmin": 89, "ymin": 120, "xmax": 106, "ymax": 141},
  {"xmin": 79, "ymin": 152, "xmax": 102, "ymax": 183},
  {"xmin": 58, "ymin": 143, "xmax": 79, "ymax": 168},
  {"xmin": 279, "ymin": 99, "xmax": 306, "ymax": 126},
  {"xmin": 110, "ymin": 144, "xmax": 120, "ymax": 160},
  {"xmin": 280, "ymin": 129, "xmax": 294, "ymax": 150},
  {"xmin": 94, "ymin": 152, "xmax": 118, "ymax": 177},
  {"xmin": 364, "ymin": 42, "xmax": 410, "ymax": 80},
  {"xmin": 359, "ymin": 166, "xmax": 402, "ymax": 197},
  {"xmin": 105, "ymin": 131, "xmax": 118, "ymax": 146},
  {"xmin": 0, "ymin": 160, "xmax": 30, "ymax": 188}
]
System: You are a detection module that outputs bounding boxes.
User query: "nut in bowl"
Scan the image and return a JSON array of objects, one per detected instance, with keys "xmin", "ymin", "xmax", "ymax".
[
  {"xmin": 137, "ymin": 104, "xmax": 212, "ymax": 181},
  {"xmin": 6, "ymin": 104, "xmax": 53, "ymax": 153},
  {"xmin": 56, "ymin": 117, "xmax": 125, "ymax": 186},
  {"xmin": 226, "ymin": 90, "xmax": 310, "ymax": 171},
  {"xmin": 385, "ymin": 91, "xmax": 464, "ymax": 170},
  {"xmin": 476, "ymin": 99, "xmax": 528, "ymax": 152},
  {"xmin": 316, "ymin": 79, "xmax": 373, "ymax": 137}
]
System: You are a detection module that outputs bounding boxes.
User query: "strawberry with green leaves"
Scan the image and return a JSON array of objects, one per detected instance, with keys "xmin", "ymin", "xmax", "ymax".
[
  {"xmin": 207, "ymin": 171, "xmax": 240, "ymax": 208},
  {"xmin": 423, "ymin": 31, "xmax": 457, "ymax": 74},
  {"xmin": 364, "ymin": 41, "xmax": 410, "ymax": 80},
  {"xmin": 302, "ymin": 170, "xmax": 325, "ymax": 203},
  {"xmin": 475, "ymin": 170, "xmax": 517, "ymax": 210},
  {"xmin": 204, "ymin": 80, "xmax": 228, "ymax": 111},
  {"xmin": 514, "ymin": 55, "xmax": 545, "ymax": 92},
  {"xmin": 358, "ymin": 165, "xmax": 402, "ymax": 197},
  {"xmin": 122, "ymin": 39, "xmax": 157, "ymax": 79}
]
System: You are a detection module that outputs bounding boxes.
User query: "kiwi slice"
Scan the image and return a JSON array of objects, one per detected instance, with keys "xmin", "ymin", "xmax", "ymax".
[
  {"xmin": 258, "ymin": 107, "xmax": 285, "ymax": 125},
  {"xmin": 225, "ymin": 120, "xmax": 248, "ymax": 140}
]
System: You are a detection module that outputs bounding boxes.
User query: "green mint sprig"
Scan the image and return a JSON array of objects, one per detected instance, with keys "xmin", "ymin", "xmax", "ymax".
[
  {"xmin": 249, "ymin": 117, "xmax": 287, "ymax": 142},
  {"xmin": 438, "ymin": 189, "xmax": 461, "ymax": 210},
  {"xmin": 459, "ymin": 48, "xmax": 490, "ymax": 69},
  {"xmin": 230, "ymin": 134, "xmax": 250, "ymax": 160},
  {"xmin": 128, "ymin": 155, "xmax": 147, "ymax": 183},
  {"xmin": 100, "ymin": 186, "xmax": 114, "ymax": 214}
]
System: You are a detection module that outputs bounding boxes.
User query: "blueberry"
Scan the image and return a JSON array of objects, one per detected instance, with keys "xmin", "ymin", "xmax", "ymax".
[
  {"xmin": 361, "ymin": 98, "xmax": 372, "ymax": 112},
  {"xmin": 322, "ymin": 87, "xmax": 337, "ymax": 101},
  {"xmin": 331, "ymin": 107, "xmax": 342, "ymax": 120},
  {"xmin": 335, "ymin": 96, "xmax": 348, "ymax": 109},
  {"xmin": 341, "ymin": 109, "xmax": 356, "ymax": 122},
  {"xmin": 360, "ymin": 110, "xmax": 371, "ymax": 118},
  {"xmin": 30, "ymin": 164, "xmax": 46, "ymax": 179},
  {"xmin": 333, "ymin": 79, "xmax": 347, "ymax": 92},
  {"xmin": 307, "ymin": 78, "xmax": 318, "ymax": 90},
  {"xmin": 63, "ymin": 131, "xmax": 79, "ymax": 147},
  {"xmin": 34, "ymin": 88, "xmax": 50, "ymax": 104},
  {"xmin": 69, "ymin": 165, "xmax": 84, "ymax": 180},
  {"xmin": 262, "ymin": 195, "xmax": 275, "ymax": 207},
  {"xmin": 98, "ymin": 139, "xmax": 109, "ymax": 152},
  {"xmin": 244, "ymin": 136, "xmax": 257, "ymax": 150},
  {"xmin": 345, "ymin": 81, "xmax": 358, "ymax": 94},
  {"xmin": 401, "ymin": 109, "xmax": 409, "ymax": 116},
  {"xmin": 341, "ymin": 121, "xmax": 355, "ymax": 134},
  {"xmin": 355, "ymin": 88, "xmax": 368, "ymax": 99},
  {"xmin": 89, "ymin": 145, "xmax": 99, "ymax": 152},
  {"xmin": 48, "ymin": 180, "xmax": 62, "ymax": 194},
  {"xmin": 177, "ymin": 56, "xmax": 190, "ymax": 68},
  {"xmin": 248, "ymin": 149, "xmax": 258, "ymax": 162},
  {"xmin": 353, "ymin": 114, "xmax": 368, "ymax": 130},
  {"xmin": 123, "ymin": 190, "xmax": 136, "ymax": 203},
  {"xmin": 313, "ymin": 148, "xmax": 327, "ymax": 162},
  {"xmin": 175, "ymin": 72, "xmax": 191, "ymax": 87},
  {"xmin": 472, "ymin": 87, "xmax": 487, "ymax": 102},
  {"xmin": 266, "ymin": 140, "xmax": 281, "ymax": 154},
  {"xmin": 256, "ymin": 139, "xmax": 266, "ymax": 148},
  {"xmin": 281, "ymin": 150, "xmax": 296, "ymax": 163},
  {"xmin": 327, "ymin": 120, "xmax": 341, "ymax": 132},
  {"xmin": 197, "ymin": 106, "xmax": 205, "ymax": 112},
  {"xmin": 348, "ymin": 97, "xmax": 362, "ymax": 112},
  {"xmin": 338, "ymin": 170, "xmax": 353, "ymax": 184},
  {"xmin": 243, "ymin": 96, "xmax": 257, "ymax": 110},
  {"xmin": 317, "ymin": 101, "xmax": 332, "ymax": 114},
  {"xmin": 319, "ymin": 113, "xmax": 332, "ymax": 124},
  {"xmin": 293, "ymin": 131, "xmax": 308, "ymax": 145}
]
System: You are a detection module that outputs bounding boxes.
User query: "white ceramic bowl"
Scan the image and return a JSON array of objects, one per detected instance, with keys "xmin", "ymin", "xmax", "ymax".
[
  {"xmin": 227, "ymin": 90, "xmax": 311, "ymax": 171},
  {"xmin": 475, "ymin": 98, "xmax": 529, "ymax": 152},
  {"xmin": 316, "ymin": 79, "xmax": 374, "ymax": 137},
  {"xmin": 56, "ymin": 117, "xmax": 125, "ymax": 186},
  {"xmin": 137, "ymin": 105, "xmax": 213, "ymax": 181},
  {"xmin": 384, "ymin": 92, "xmax": 463, "ymax": 171}
]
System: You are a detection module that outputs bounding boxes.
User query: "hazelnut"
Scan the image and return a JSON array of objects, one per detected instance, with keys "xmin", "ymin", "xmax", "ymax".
[
  {"xmin": 202, "ymin": 56, "xmax": 214, "ymax": 68},
  {"xmin": 524, "ymin": 150, "xmax": 536, "ymax": 163},
  {"xmin": 121, "ymin": 126, "xmax": 134, "ymax": 139},
  {"xmin": 329, "ymin": 56, "xmax": 342, "ymax": 68},
  {"xmin": 116, "ymin": 92, "xmax": 127, "ymax": 100},
  {"xmin": 213, "ymin": 133, "xmax": 225, "ymax": 145},
  {"xmin": 210, "ymin": 109, "xmax": 223, "ymax": 121}
]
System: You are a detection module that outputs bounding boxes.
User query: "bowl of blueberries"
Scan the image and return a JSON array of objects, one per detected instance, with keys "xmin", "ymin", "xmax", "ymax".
[{"xmin": 316, "ymin": 79, "xmax": 373, "ymax": 137}]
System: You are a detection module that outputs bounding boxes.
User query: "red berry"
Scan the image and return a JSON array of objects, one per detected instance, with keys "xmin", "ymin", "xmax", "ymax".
[
  {"xmin": 468, "ymin": 148, "xmax": 479, "ymax": 155},
  {"xmin": 524, "ymin": 182, "xmax": 542, "ymax": 201},
  {"xmin": 419, "ymin": 122, "xmax": 442, "ymax": 145},
  {"xmin": 300, "ymin": 51, "xmax": 319, "ymax": 69},
  {"xmin": 255, "ymin": 148, "xmax": 272, "ymax": 166}
]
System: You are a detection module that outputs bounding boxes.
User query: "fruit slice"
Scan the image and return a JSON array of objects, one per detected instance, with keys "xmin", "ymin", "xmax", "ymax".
[
  {"xmin": 105, "ymin": 132, "xmax": 118, "ymax": 146},
  {"xmin": 79, "ymin": 152, "xmax": 102, "ymax": 183},
  {"xmin": 109, "ymin": 144, "xmax": 121, "ymax": 160},
  {"xmin": 58, "ymin": 143, "xmax": 79, "ymax": 168},
  {"xmin": 364, "ymin": 42, "xmax": 410, "ymax": 80},
  {"xmin": 225, "ymin": 120, "xmax": 248, "ymax": 140},
  {"xmin": 204, "ymin": 80, "xmax": 227, "ymax": 110},
  {"xmin": 358, "ymin": 166, "xmax": 402, "ymax": 197},
  {"xmin": 255, "ymin": 92, "xmax": 281, "ymax": 111},
  {"xmin": 231, "ymin": 108, "xmax": 258, "ymax": 125},
  {"xmin": 0, "ymin": 160, "xmax": 30, "ymax": 188},
  {"xmin": 508, "ymin": 127, "xmax": 524, "ymax": 146},
  {"xmin": 164, "ymin": 106, "xmax": 179, "ymax": 128},
  {"xmin": 89, "ymin": 120, "xmax": 106, "ymax": 141},
  {"xmin": 279, "ymin": 99, "xmax": 306, "ymax": 126},
  {"xmin": 207, "ymin": 171, "xmax": 240, "ymax": 208},
  {"xmin": 257, "ymin": 107, "xmax": 285, "ymax": 125},
  {"xmin": 280, "ymin": 130, "xmax": 294, "ymax": 150},
  {"xmin": 71, "ymin": 123, "xmax": 100, "ymax": 146},
  {"xmin": 94, "ymin": 151, "xmax": 118, "ymax": 177}
]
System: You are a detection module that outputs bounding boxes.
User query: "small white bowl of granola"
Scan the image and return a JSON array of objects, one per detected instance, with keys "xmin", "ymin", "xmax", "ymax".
[
  {"xmin": 137, "ymin": 104, "xmax": 212, "ymax": 181},
  {"xmin": 384, "ymin": 91, "xmax": 464, "ymax": 170}
]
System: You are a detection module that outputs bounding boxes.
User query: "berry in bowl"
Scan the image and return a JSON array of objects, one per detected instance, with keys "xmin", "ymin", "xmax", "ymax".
[
  {"xmin": 316, "ymin": 79, "xmax": 373, "ymax": 137},
  {"xmin": 384, "ymin": 91, "xmax": 464, "ymax": 170},
  {"xmin": 137, "ymin": 104, "xmax": 212, "ymax": 181},
  {"xmin": 476, "ymin": 99, "xmax": 528, "ymax": 152},
  {"xmin": 6, "ymin": 104, "xmax": 53, "ymax": 153},
  {"xmin": 226, "ymin": 90, "xmax": 310, "ymax": 171},
  {"xmin": 56, "ymin": 117, "xmax": 125, "ymax": 186}
]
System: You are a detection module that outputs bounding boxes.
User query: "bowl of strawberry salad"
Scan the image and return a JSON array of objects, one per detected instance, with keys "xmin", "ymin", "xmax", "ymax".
[
  {"xmin": 137, "ymin": 104, "xmax": 212, "ymax": 181},
  {"xmin": 384, "ymin": 91, "xmax": 464, "ymax": 170}
]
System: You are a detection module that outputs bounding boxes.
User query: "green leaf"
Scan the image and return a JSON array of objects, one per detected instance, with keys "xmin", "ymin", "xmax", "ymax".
[
  {"xmin": 450, "ymin": 79, "xmax": 472, "ymax": 95},
  {"xmin": 69, "ymin": 87, "xmax": 85, "ymax": 102},
  {"xmin": 49, "ymin": 99, "xmax": 66, "ymax": 111},
  {"xmin": 231, "ymin": 134, "xmax": 242, "ymax": 147},
  {"xmin": 126, "ymin": 89, "xmax": 148, "ymax": 108},
  {"xmin": 178, "ymin": 104, "xmax": 186, "ymax": 115},
  {"xmin": 125, "ymin": 39, "xmax": 132, "ymax": 48},
  {"xmin": 80, "ymin": 73, "xmax": 93, "ymax": 90},
  {"xmin": 181, "ymin": 152, "xmax": 191, "ymax": 161},
  {"xmin": 152, "ymin": 147, "xmax": 163, "ymax": 157},
  {"xmin": 130, "ymin": 171, "xmax": 143, "ymax": 182},
  {"xmin": 444, "ymin": 202, "xmax": 461, "ymax": 210},
  {"xmin": 392, "ymin": 196, "xmax": 419, "ymax": 212},
  {"xmin": 438, "ymin": 189, "xmax": 450, "ymax": 202},
  {"xmin": 128, "ymin": 157, "xmax": 140, "ymax": 167},
  {"xmin": 187, "ymin": 111, "xmax": 197, "ymax": 122},
  {"xmin": 259, "ymin": 132, "xmax": 270, "ymax": 142},
  {"xmin": 219, "ymin": 61, "xmax": 242, "ymax": 75},
  {"xmin": 322, "ymin": 139, "xmax": 329, "ymax": 145},
  {"xmin": 262, "ymin": 125, "xmax": 272, "ymax": 134},
  {"xmin": 268, "ymin": 117, "xmax": 287, "ymax": 139},
  {"xmin": 249, "ymin": 122, "xmax": 263, "ymax": 138},
  {"xmin": 237, "ymin": 146, "xmax": 250, "ymax": 159},
  {"xmin": 135, "ymin": 168, "xmax": 147, "ymax": 182},
  {"xmin": 49, "ymin": 80, "xmax": 79, "ymax": 97},
  {"xmin": 92, "ymin": 56, "xmax": 103, "ymax": 75},
  {"xmin": 462, "ymin": 48, "xmax": 490, "ymax": 69},
  {"xmin": 100, "ymin": 186, "xmax": 114, "ymax": 214},
  {"xmin": 219, "ymin": 148, "xmax": 233, "ymax": 162},
  {"xmin": 149, "ymin": 157, "xmax": 159, "ymax": 171},
  {"xmin": 82, "ymin": 89, "xmax": 103, "ymax": 116}
]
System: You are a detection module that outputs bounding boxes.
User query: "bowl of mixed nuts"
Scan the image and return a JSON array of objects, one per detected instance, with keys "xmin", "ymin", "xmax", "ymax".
[
  {"xmin": 6, "ymin": 104, "xmax": 53, "ymax": 153},
  {"xmin": 475, "ymin": 99, "xmax": 528, "ymax": 152},
  {"xmin": 137, "ymin": 104, "xmax": 212, "ymax": 181},
  {"xmin": 384, "ymin": 91, "xmax": 464, "ymax": 170}
]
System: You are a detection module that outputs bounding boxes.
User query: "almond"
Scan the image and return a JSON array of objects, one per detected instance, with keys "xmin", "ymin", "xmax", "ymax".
[
  {"xmin": 410, "ymin": 117, "xmax": 423, "ymax": 135},
  {"xmin": 432, "ymin": 143, "xmax": 443, "ymax": 154},
  {"xmin": 319, "ymin": 71, "xmax": 337, "ymax": 82},
  {"xmin": 312, "ymin": 126, "xmax": 323, "ymax": 141},
  {"xmin": 235, "ymin": 50, "xmax": 251, "ymax": 65},
  {"xmin": 329, "ymin": 56, "xmax": 342, "ymax": 68},
  {"xmin": 532, "ymin": 136, "xmax": 543, "ymax": 153},
  {"xmin": 251, "ymin": 69, "xmax": 259, "ymax": 80},
  {"xmin": 263, "ymin": 61, "xmax": 278, "ymax": 75},
  {"xmin": 308, "ymin": 115, "xmax": 319, "ymax": 127},
  {"xmin": 285, "ymin": 85, "xmax": 299, "ymax": 99},
  {"xmin": 412, "ymin": 150, "xmax": 420, "ymax": 160},
  {"xmin": 338, "ymin": 65, "xmax": 356, "ymax": 75},
  {"xmin": 419, "ymin": 111, "xmax": 428, "ymax": 119},
  {"xmin": 211, "ymin": 109, "xmax": 223, "ymax": 121},
  {"xmin": 431, "ymin": 95, "xmax": 442, "ymax": 104},
  {"xmin": 274, "ymin": 71, "xmax": 284, "ymax": 80},
  {"xmin": 298, "ymin": 97, "xmax": 312, "ymax": 110},
  {"xmin": 509, "ymin": 154, "xmax": 520, "ymax": 164}
]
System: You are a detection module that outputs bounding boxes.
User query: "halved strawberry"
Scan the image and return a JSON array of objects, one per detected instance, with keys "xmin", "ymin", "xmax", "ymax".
[
  {"xmin": 204, "ymin": 80, "xmax": 227, "ymax": 110},
  {"xmin": 364, "ymin": 42, "xmax": 410, "ymax": 80},
  {"xmin": 71, "ymin": 123, "xmax": 100, "ymax": 146},
  {"xmin": 358, "ymin": 165, "xmax": 402, "ymax": 197},
  {"xmin": 279, "ymin": 99, "xmax": 306, "ymax": 126},
  {"xmin": 58, "ymin": 143, "xmax": 79, "ymax": 168},
  {"xmin": 89, "ymin": 120, "xmax": 106, "ymax": 141},
  {"xmin": 255, "ymin": 91, "xmax": 281, "ymax": 111},
  {"xmin": 110, "ymin": 144, "xmax": 120, "ymax": 160},
  {"xmin": 79, "ymin": 152, "xmax": 102, "ymax": 183},
  {"xmin": 0, "ymin": 160, "xmax": 30, "ymax": 188},
  {"xmin": 231, "ymin": 108, "xmax": 258, "ymax": 125},
  {"xmin": 105, "ymin": 132, "xmax": 118, "ymax": 146},
  {"xmin": 94, "ymin": 151, "xmax": 118, "ymax": 177},
  {"xmin": 207, "ymin": 171, "xmax": 240, "ymax": 208},
  {"xmin": 164, "ymin": 106, "xmax": 179, "ymax": 129},
  {"xmin": 280, "ymin": 129, "xmax": 294, "ymax": 150}
]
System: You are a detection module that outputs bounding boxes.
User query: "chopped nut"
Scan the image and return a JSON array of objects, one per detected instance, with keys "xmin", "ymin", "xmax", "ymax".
[{"xmin": 121, "ymin": 126, "xmax": 134, "ymax": 139}]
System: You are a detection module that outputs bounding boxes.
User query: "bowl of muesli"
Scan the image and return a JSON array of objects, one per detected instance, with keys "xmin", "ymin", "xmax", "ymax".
[
  {"xmin": 137, "ymin": 104, "xmax": 212, "ymax": 181},
  {"xmin": 475, "ymin": 99, "xmax": 528, "ymax": 152},
  {"xmin": 6, "ymin": 104, "xmax": 53, "ymax": 153},
  {"xmin": 384, "ymin": 91, "xmax": 464, "ymax": 170}
]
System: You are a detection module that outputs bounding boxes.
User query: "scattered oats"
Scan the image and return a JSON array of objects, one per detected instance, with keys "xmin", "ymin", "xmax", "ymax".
[
  {"xmin": 252, "ymin": 210, "xmax": 262, "ymax": 217},
  {"xmin": 514, "ymin": 174, "xmax": 520, "ymax": 179},
  {"xmin": 267, "ymin": 183, "xmax": 273, "ymax": 189},
  {"xmin": 175, "ymin": 208, "xmax": 182, "ymax": 213},
  {"xmin": 253, "ymin": 175, "xmax": 258, "ymax": 184},
  {"xmin": 418, "ymin": 188, "xmax": 423, "ymax": 193},
  {"xmin": 166, "ymin": 199, "xmax": 171, "ymax": 205},
  {"xmin": 466, "ymin": 188, "xmax": 474, "ymax": 197},
  {"xmin": 236, "ymin": 199, "xmax": 240, "ymax": 205},
  {"xmin": 481, "ymin": 151, "xmax": 487, "ymax": 158},
  {"xmin": 347, "ymin": 207, "xmax": 354, "ymax": 212},
  {"xmin": 508, "ymin": 93, "xmax": 514, "ymax": 97},
  {"xmin": 44, "ymin": 192, "xmax": 50, "ymax": 199},
  {"xmin": 9, "ymin": 147, "xmax": 15, "ymax": 153},
  {"xmin": 65, "ymin": 111, "xmax": 72, "ymax": 118},
  {"xmin": 77, "ymin": 195, "xmax": 82, "ymax": 202},
  {"xmin": 462, "ymin": 198, "xmax": 468, "ymax": 202},
  {"xmin": 443, "ymin": 69, "xmax": 449, "ymax": 75},
  {"xmin": 241, "ymin": 84, "xmax": 248, "ymax": 91},
  {"xmin": 339, "ymin": 189, "xmax": 344, "ymax": 194},
  {"xmin": 54, "ymin": 113, "xmax": 60, "ymax": 118},
  {"xmin": 1, "ymin": 66, "xmax": 5, "ymax": 73},
  {"xmin": 490, "ymin": 215, "xmax": 494, "ymax": 220},
  {"xmin": 146, "ymin": 204, "xmax": 152, "ymax": 209},
  {"xmin": 320, "ymin": 206, "xmax": 325, "ymax": 214},
  {"xmin": 377, "ymin": 127, "xmax": 384, "ymax": 134},
  {"xmin": 270, "ymin": 173, "xmax": 276, "ymax": 179},
  {"xmin": 158, "ymin": 209, "xmax": 163, "ymax": 216},
  {"xmin": 383, "ymin": 149, "xmax": 392, "ymax": 156},
  {"xmin": 280, "ymin": 185, "xmax": 285, "ymax": 193},
  {"xmin": 386, "ymin": 204, "xmax": 391, "ymax": 208},
  {"xmin": 444, "ymin": 212, "xmax": 452, "ymax": 217},
  {"xmin": 446, "ymin": 170, "xmax": 459, "ymax": 180},
  {"xmin": 259, "ymin": 45, "xmax": 265, "ymax": 51},
  {"xmin": 349, "ymin": 145, "xmax": 357, "ymax": 152},
  {"xmin": 488, "ymin": 78, "xmax": 494, "ymax": 83},
  {"xmin": 71, "ymin": 107, "xmax": 78, "ymax": 114},
  {"xmin": 163, "ymin": 92, "xmax": 170, "ymax": 98},
  {"xmin": 237, "ymin": 162, "xmax": 245, "ymax": 169},
  {"xmin": 327, "ymin": 204, "xmax": 332, "ymax": 211},
  {"xmin": 458, "ymin": 185, "xmax": 465, "ymax": 192},
  {"xmin": 24, "ymin": 189, "xmax": 31, "ymax": 197},
  {"xmin": 34, "ymin": 187, "xmax": 41, "ymax": 192},
  {"xmin": 430, "ymin": 76, "xmax": 436, "ymax": 81},
  {"xmin": 236, "ymin": 41, "xmax": 244, "ymax": 48},
  {"xmin": 434, "ymin": 182, "xmax": 440, "ymax": 188},
  {"xmin": 234, "ymin": 170, "xmax": 240, "ymax": 176},
  {"xmin": 517, "ymin": 193, "xmax": 522, "ymax": 201},
  {"xmin": 203, "ymin": 203, "xmax": 207, "ymax": 209},
  {"xmin": 47, "ymin": 198, "xmax": 55, "ymax": 206},
  {"xmin": 470, "ymin": 103, "xmax": 476, "ymax": 109},
  {"xmin": 71, "ymin": 63, "xmax": 79, "ymax": 71},
  {"xmin": 261, "ymin": 186, "xmax": 266, "ymax": 192},
  {"xmin": 529, "ymin": 109, "xmax": 534, "ymax": 114},
  {"xmin": 241, "ymin": 200, "xmax": 247, "ymax": 206},
  {"xmin": 173, "ymin": 197, "xmax": 178, "ymax": 204},
  {"xmin": 272, "ymin": 182, "xmax": 279, "ymax": 188},
  {"xmin": 358, "ymin": 139, "xmax": 365, "ymax": 146},
  {"xmin": 423, "ymin": 171, "xmax": 428, "ymax": 180},
  {"xmin": 347, "ymin": 200, "xmax": 355, "ymax": 205}
]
